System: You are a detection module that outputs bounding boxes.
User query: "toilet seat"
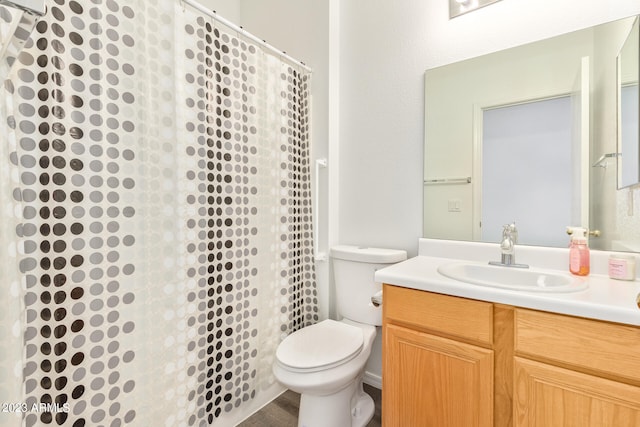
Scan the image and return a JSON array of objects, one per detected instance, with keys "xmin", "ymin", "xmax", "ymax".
[{"xmin": 276, "ymin": 319, "xmax": 364, "ymax": 373}]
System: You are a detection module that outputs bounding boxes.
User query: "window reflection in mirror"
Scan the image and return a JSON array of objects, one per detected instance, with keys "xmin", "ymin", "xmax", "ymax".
[{"xmin": 480, "ymin": 97, "xmax": 574, "ymax": 247}]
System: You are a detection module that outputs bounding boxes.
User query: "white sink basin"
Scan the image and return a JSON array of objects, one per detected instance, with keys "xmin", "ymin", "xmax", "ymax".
[{"xmin": 437, "ymin": 262, "xmax": 588, "ymax": 293}]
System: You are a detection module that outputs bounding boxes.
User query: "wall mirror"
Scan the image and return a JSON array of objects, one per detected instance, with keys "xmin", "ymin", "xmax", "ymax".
[
  {"xmin": 617, "ymin": 17, "xmax": 640, "ymax": 189},
  {"xmin": 424, "ymin": 15, "xmax": 640, "ymax": 251}
]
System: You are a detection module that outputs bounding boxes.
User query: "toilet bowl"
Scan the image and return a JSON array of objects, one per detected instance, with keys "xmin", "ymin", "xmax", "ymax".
[
  {"xmin": 273, "ymin": 319, "xmax": 376, "ymax": 427},
  {"xmin": 272, "ymin": 245, "xmax": 407, "ymax": 427}
]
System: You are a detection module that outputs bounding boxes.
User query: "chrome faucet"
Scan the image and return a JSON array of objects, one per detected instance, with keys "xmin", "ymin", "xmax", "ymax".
[{"xmin": 489, "ymin": 222, "xmax": 529, "ymax": 268}]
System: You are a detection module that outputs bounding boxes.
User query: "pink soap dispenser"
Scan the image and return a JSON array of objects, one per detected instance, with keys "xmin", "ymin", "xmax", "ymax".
[{"xmin": 567, "ymin": 226, "xmax": 590, "ymax": 276}]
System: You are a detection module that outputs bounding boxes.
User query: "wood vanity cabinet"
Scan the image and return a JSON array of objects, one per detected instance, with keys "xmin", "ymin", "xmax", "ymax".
[
  {"xmin": 382, "ymin": 284, "xmax": 640, "ymax": 427},
  {"xmin": 382, "ymin": 284, "xmax": 501, "ymax": 426}
]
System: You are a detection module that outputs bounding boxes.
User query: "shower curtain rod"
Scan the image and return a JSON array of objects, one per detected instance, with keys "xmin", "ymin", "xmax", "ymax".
[{"xmin": 181, "ymin": 0, "xmax": 312, "ymax": 73}]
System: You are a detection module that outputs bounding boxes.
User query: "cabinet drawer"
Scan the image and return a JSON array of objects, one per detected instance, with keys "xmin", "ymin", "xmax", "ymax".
[
  {"xmin": 515, "ymin": 308, "xmax": 640, "ymax": 384},
  {"xmin": 383, "ymin": 284, "xmax": 493, "ymax": 346}
]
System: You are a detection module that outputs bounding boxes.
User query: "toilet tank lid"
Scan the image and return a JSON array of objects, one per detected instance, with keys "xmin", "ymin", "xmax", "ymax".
[{"xmin": 330, "ymin": 245, "xmax": 407, "ymax": 263}]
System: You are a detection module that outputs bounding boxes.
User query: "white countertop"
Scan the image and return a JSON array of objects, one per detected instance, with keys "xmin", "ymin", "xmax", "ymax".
[{"xmin": 374, "ymin": 239, "xmax": 640, "ymax": 326}]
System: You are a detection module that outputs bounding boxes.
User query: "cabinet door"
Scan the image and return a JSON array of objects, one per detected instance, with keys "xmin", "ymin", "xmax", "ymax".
[
  {"xmin": 514, "ymin": 357, "xmax": 640, "ymax": 427},
  {"xmin": 383, "ymin": 323, "xmax": 494, "ymax": 427}
]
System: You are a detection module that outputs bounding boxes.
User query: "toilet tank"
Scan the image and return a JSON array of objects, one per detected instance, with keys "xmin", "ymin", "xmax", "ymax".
[{"xmin": 330, "ymin": 246, "xmax": 407, "ymax": 326}]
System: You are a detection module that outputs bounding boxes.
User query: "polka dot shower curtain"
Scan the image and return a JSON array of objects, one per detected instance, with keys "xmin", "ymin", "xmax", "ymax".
[{"xmin": 0, "ymin": 1, "xmax": 318, "ymax": 426}]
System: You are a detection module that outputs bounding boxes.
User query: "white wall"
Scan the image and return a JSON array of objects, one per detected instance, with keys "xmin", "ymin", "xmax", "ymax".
[{"xmin": 338, "ymin": 1, "xmax": 428, "ymax": 256}]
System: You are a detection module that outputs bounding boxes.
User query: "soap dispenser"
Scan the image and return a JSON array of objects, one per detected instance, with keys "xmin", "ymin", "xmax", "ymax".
[{"xmin": 567, "ymin": 226, "xmax": 590, "ymax": 276}]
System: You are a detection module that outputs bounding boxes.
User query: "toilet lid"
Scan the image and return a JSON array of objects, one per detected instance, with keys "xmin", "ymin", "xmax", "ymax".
[{"xmin": 276, "ymin": 319, "xmax": 364, "ymax": 372}]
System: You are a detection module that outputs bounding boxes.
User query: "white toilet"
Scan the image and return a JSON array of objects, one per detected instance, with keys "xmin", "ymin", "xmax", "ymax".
[{"xmin": 273, "ymin": 245, "xmax": 407, "ymax": 427}]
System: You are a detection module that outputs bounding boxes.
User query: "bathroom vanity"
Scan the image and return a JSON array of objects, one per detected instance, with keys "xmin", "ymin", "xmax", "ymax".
[{"xmin": 377, "ymin": 239, "xmax": 640, "ymax": 427}]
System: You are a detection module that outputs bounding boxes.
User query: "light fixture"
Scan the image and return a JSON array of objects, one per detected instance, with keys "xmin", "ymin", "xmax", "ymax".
[{"xmin": 449, "ymin": 0, "xmax": 502, "ymax": 19}]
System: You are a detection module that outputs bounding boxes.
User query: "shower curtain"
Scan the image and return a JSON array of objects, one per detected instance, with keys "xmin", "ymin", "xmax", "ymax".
[{"xmin": 0, "ymin": 1, "xmax": 318, "ymax": 426}]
